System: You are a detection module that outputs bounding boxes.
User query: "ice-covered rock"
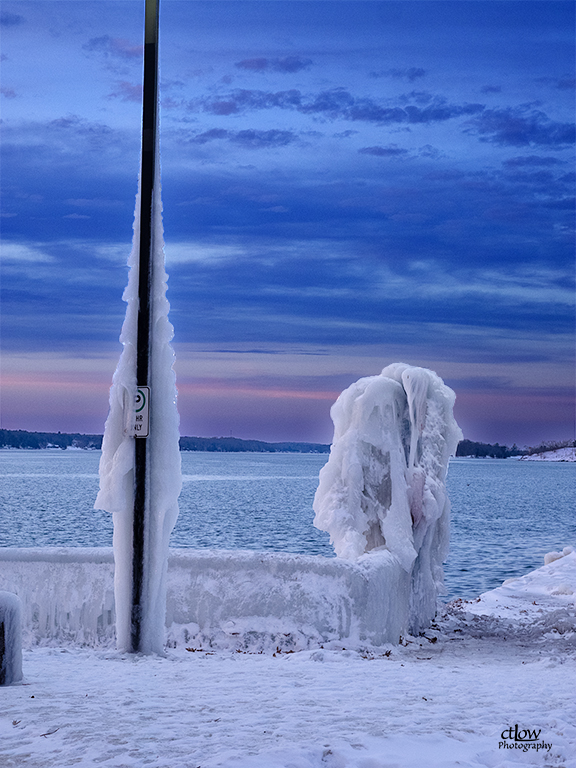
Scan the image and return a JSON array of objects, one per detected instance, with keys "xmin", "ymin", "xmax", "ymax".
[{"xmin": 313, "ymin": 364, "xmax": 462, "ymax": 633}]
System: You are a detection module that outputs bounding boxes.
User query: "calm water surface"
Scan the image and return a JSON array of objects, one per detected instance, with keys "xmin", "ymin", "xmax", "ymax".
[{"xmin": 0, "ymin": 450, "xmax": 574, "ymax": 600}]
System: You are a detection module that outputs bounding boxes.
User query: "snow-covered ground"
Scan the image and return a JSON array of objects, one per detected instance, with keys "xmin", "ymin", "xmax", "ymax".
[
  {"xmin": 520, "ymin": 447, "xmax": 576, "ymax": 462},
  {"xmin": 1, "ymin": 550, "xmax": 575, "ymax": 768}
]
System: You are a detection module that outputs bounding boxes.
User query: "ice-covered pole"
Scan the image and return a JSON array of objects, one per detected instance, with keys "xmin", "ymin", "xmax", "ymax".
[
  {"xmin": 132, "ymin": 0, "xmax": 159, "ymax": 654},
  {"xmin": 95, "ymin": 0, "xmax": 181, "ymax": 655}
]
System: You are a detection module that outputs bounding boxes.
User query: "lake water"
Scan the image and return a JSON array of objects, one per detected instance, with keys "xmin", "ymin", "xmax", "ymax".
[{"xmin": 0, "ymin": 450, "xmax": 574, "ymax": 600}]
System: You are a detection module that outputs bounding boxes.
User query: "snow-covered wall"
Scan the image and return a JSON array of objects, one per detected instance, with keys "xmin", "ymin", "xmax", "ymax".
[
  {"xmin": 314, "ymin": 364, "xmax": 462, "ymax": 633},
  {"xmin": 0, "ymin": 548, "xmax": 410, "ymax": 650}
]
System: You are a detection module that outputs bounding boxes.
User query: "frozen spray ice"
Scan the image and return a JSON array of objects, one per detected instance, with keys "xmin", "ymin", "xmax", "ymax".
[{"xmin": 313, "ymin": 364, "xmax": 462, "ymax": 633}]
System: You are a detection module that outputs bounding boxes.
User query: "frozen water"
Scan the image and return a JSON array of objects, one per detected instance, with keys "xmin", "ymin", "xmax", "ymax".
[
  {"xmin": 314, "ymin": 364, "xmax": 462, "ymax": 633},
  {"xmin": 94, "ymin": 167, "xmax": 181, "ymax": 654}
]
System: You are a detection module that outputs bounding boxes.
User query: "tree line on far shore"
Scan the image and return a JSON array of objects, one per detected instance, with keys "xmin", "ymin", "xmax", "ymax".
[
  {"xmin": 0, "ymin": 430, "xmax": 328, "ymax": 454},
  {"xmin": 0, "ymin": 429, "xmax": 573, "ymax": 457}
]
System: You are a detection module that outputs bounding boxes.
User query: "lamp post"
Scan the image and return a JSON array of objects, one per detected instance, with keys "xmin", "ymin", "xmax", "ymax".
[{"xmin": 131, "ymin": 0, "xmax": 159, "ymax": 653}]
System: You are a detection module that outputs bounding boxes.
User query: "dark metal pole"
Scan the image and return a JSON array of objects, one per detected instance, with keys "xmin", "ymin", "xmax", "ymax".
[{"xmin": 132, "ymin": 0, "xmax": 159, "ymax": 652}]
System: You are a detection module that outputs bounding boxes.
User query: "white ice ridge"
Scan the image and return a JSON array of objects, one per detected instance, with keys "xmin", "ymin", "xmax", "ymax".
[
  {"xmin": 313, "ymin": 363, "xmax": 462, "ymax": 633},
  {"xmin": 94, "ymin": 161, "xmax": 181, "ymax": 654}
]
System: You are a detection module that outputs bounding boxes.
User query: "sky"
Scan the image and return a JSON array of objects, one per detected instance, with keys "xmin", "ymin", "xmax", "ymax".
[{"xmin": 1, "ymin": 0, "xmax": 574, "ymax": 446}]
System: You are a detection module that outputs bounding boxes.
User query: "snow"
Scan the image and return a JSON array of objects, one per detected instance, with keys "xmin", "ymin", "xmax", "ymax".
[
  {"xmin": 94, "ymin": 166, "xmax": 181, "ymax": 654},
  {"xmin": 313, "ymin": 364, "xmax": 462, "ymax": 634},
  {"xmin": 0, "ymin": 591, "xmax": 22, "ymax": 685},
  {"xmin": 520, "ymin": 447, "xmax": 576, "ymax": 462},
  {"xmin": 0, "ymin": 551, "xmax": 574, "ymax": 767}
]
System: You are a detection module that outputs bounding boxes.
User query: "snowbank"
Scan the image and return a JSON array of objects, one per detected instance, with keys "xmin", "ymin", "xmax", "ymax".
[
  {"xmin": 314, "ymin": 364, "xmax": 461, "ymax": 633},
  {"xmin": 520, "ymin": 446, "xmax": 576, "ymax": 461},
  {"xmin": 465, "ymin": 546, "xmax": 576, "ymax": 622},
  {"xmin": 0, "ymin": 547, "xmax": 410, "ymax": 650}
]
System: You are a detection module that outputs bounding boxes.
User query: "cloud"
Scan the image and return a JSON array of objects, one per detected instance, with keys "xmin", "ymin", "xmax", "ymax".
[
  {"xmin": 65, "ymin": 198, "xmax": 124, "ymax": 209},
  {"xmin": 537, "ymin": 76, "xmax": 576, "ymax": 91},
  {"xmin": 192, "ymin": 128, "xmax": 297, "ymax": 149},
  {"xmin": 0, "ymin": 12, "xmax": 24, "ymax": 26},
  {"xmin": 358, "ymin": 145, "xmax": 408, "ymax": 157},
  {"xmin": 369, "ymin": 68, "xmax": 426, "ymax": 82},
  {"xmin": 108, "ymin": 81, "xmax": 143, "ymax": 102},
  {"xmin": 503, "ymin": 155, "xmax": 563, "ymax": 168},
  {"xmin": 1, "ymin": 86, "xmax": 17, "ymax": 99},
  {"xmin": 198, "ymin": 87, "xmax": 484, "ymax": 126},
  {"xmin": 235, "ymin": 56, "xmax": 312, "ymax": 73},
  {"xmin": 469, "ymin": 106, "xmax": 575, "ymax": 147},
  {"xmin": 83, "ymin": 36, "xmax": 142, "ymax": 60},
  {"xmin": 1, "ymin": 243, "xmax": 55, "ymax": 263},
  {"xmin": 480, "ymin": 85, "xmax": 502, "ymax": 94}
]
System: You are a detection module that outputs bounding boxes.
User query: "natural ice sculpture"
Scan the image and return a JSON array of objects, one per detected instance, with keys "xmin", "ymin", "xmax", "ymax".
[
  {"xmin": 0, "ymin": 591, "xmax": 22, "ymax": 685},
  {"xmin": 94, "ymin": 176, "xmax": 181, "ymax": 654},
  {"xmin": 313, "ymin": 363, "xmax": 462, "ymax": 633}
]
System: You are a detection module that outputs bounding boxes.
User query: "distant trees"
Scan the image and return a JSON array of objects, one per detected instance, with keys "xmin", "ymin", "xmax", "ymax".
[
  {"xmin": 0, "ymin": 430, "xmax": 329, "ymax": 454},
  {"xmin": 2, "ymin": 429, "xmax": 572, "ymax": 458},
  {"xmin": 178, "ymin": 436, "xmax": 330, "ymax": 453},
  {"xmin": 455, "ymin": 440, "xmax": 523, "ymax": 459},
  {"xmin": 0, "ymin": 429, "xmax": 102, "ymax": 450}
]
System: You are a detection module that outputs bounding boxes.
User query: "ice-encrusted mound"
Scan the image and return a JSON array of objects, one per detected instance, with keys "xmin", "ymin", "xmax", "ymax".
[
  {"xmin": 94, "ymin": 169, "xmax": 181, "ymax": 654},
  {"xmin": 313, "ymin": 363, "xmax": 462, "ymax": 633}
]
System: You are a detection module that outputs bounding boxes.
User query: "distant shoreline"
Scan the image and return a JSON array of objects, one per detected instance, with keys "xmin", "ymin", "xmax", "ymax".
[
  {"xmin": 0, "ymin": 429, "xmax": 573, "ymax": 459},
  {"xmin": 0, "ymin": 429, "xmax": 329, "ymax": 454}
]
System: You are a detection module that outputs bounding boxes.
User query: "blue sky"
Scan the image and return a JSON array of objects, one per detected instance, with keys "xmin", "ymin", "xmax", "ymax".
[{"xmin": 1, "ymin": 0, "xmax": 574, "ymax": 445}]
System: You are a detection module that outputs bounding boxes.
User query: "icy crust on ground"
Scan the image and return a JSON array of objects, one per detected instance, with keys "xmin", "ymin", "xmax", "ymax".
[
  {"xmin": 313, "ymin": 364, "xmax": 462, "ymax": 633},
  {"xmin": 94, "ymin": 169, "xmax": 181, "ymax": 654}
]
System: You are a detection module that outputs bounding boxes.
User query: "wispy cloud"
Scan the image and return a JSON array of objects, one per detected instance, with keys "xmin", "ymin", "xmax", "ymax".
[
  {"xmin": 235, "ymin": 56, "xmax": 312, "ymax": 74},
  {"xmin": 82, "ymin": 36, "xmax": 142, "ymax": 61},
  {"xmin": 0, "ymin": 12, "xmax": 24, "ymax": 27},
  {"xmin": 469, "ymin": 105, "xmax": 575, "ymax": 147},
  {"xmin": 1, "ymin": 243, "xmax": 55, "ymax": 263},
  {"xmin": 108, "ymin": 81, "xmax": 143, "ymax": 102},
  {"xmin": 196, "ymin": 87, "xmax": 484, "ymax": 126},
  {"xmin": 192, "ymin": 128, "xmax": 297, "ymax": 148},
  {"xmin": 358, "ymin": 144, "xmax": 408, "ymax": 157},
  {"xmin": 369, "ymin": 67, "xmax": 426, "ymax": 82}
]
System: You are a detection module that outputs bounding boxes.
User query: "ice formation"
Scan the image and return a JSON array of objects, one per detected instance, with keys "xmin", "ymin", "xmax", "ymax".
[
  {"xmin": 0, "ymin": 548, "xmax": 408, "ymax": 649},
  {"xmin": 0, "ymin": 591, "xmax": 22, "ymax": 685},
  {"xmin": 313, "ymin": 363, "xmax": 462, "ymax": 633},
  {"xmin": 94, "ymin": 168, "xmax": 181, "ymax": 654}
]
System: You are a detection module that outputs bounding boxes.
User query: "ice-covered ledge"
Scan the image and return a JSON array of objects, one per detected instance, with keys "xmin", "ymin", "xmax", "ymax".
[{"xmin": 0, "ymin": 547, "xmax": 411, "ymax": 650}]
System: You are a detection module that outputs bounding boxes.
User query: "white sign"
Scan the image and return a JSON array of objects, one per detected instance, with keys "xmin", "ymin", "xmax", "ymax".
[{"xmin": 133, "ymin": 387, "xmax": 150, "ymax": 437}]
